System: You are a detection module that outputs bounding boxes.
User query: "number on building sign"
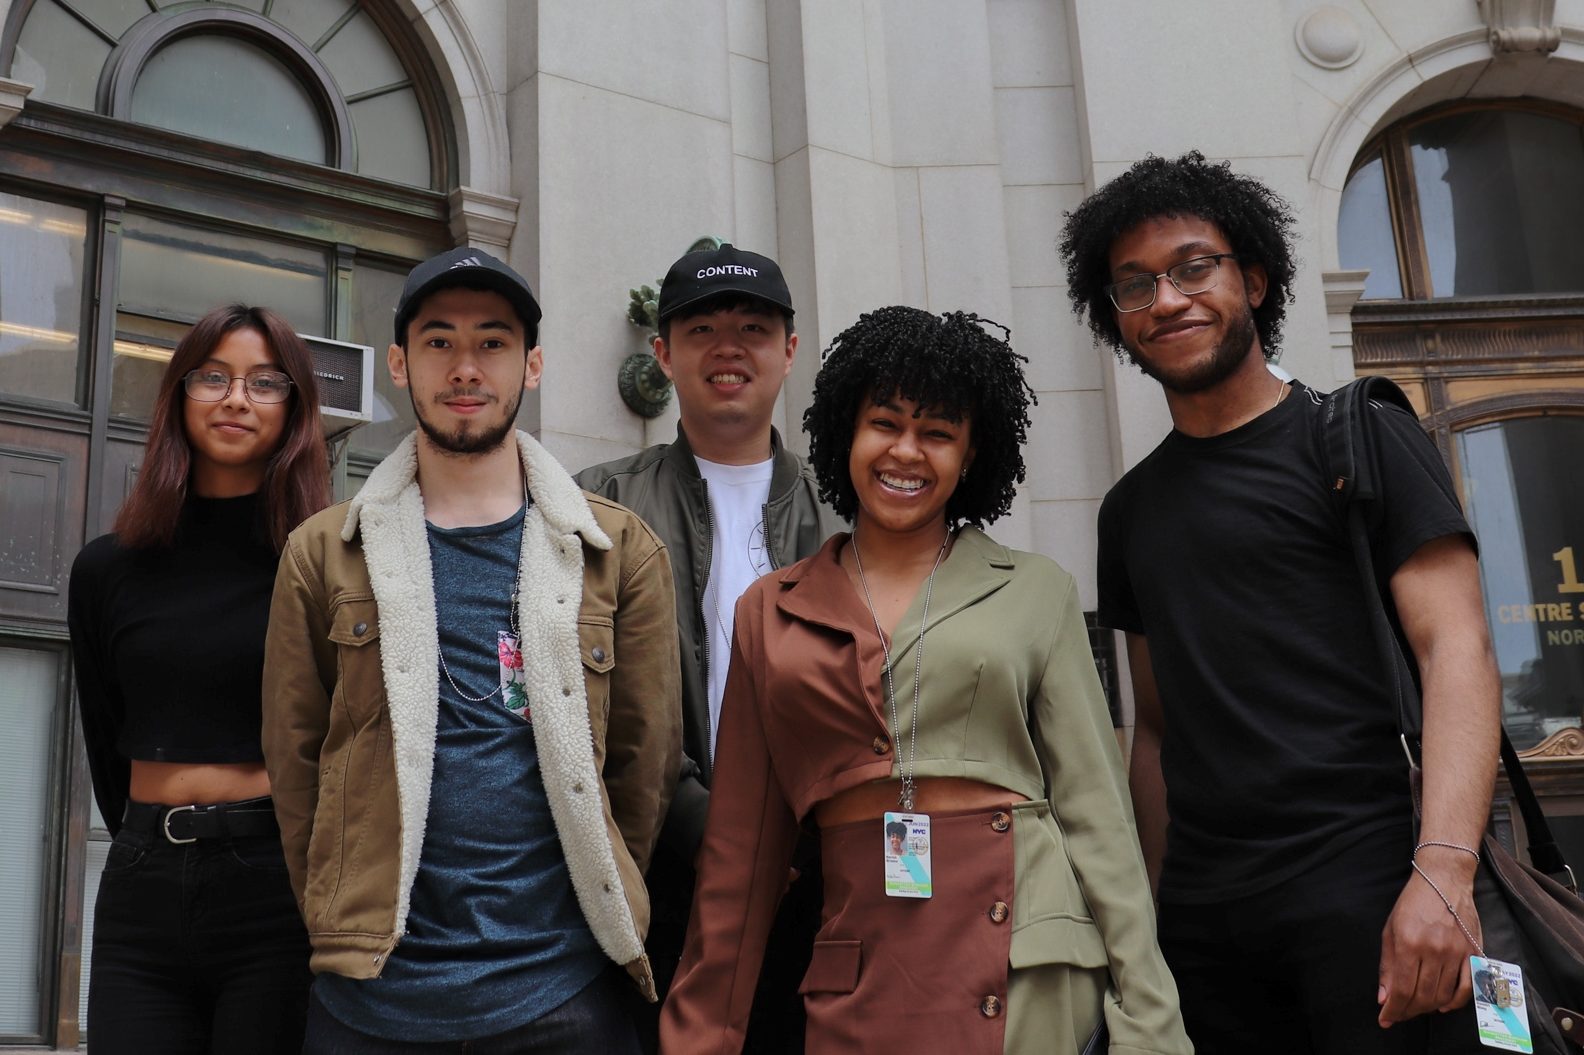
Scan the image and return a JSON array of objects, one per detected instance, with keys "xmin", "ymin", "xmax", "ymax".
[{"xmin": 1555, "ymin": 547, "xmax": 1584, "ymax": 595}]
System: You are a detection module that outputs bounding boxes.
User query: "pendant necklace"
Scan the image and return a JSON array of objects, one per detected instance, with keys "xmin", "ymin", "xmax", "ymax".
[
  {"xmin": 437, "ymin": 473, "xmax": 531, "ymax": 704},
  {"xmin": 851, "ymin": 527, "xmax": 951, "ymax": 812}
]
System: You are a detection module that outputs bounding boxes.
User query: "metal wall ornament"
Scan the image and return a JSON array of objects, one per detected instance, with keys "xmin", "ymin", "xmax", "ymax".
[{"xmin": 617, "ymin": 236, "xmax": 724, "ymax": 418}]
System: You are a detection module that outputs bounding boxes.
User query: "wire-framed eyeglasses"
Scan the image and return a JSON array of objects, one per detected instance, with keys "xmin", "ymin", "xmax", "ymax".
[
  {"xmin": 1105, "ymin": 253, "xmax": 1237, "ymax": 312},
  {"xmin": 183, "ymin": 368, "xmax": 295, "ymax": 404}
]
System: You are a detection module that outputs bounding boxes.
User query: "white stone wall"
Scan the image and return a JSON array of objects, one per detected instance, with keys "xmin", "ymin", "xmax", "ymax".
[
  {"xmin": 988, "ymin": 0, "xmax": 1108, "ymax": 602},
  {"xmin": 14, "ymin": 0, "xmax": 1578, "ymax": 704},
  {"xmin": 416, "ymin": 1, "xmax": 1579, "ymax": 662}
]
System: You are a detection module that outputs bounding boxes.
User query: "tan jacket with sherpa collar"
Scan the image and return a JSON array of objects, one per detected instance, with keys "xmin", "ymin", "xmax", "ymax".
[{"xmin": 262, "ymin": 430, "xmax": 681, "ymax": 1000}]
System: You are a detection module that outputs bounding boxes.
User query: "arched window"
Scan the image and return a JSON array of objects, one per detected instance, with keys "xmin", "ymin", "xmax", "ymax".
[
  {"xmin": 11, "ymin": 0, "xmax": 438, "ymax": 186},
  {"xmin": 0, "ymin": 2, "xmax": 456, "ymax": 1044},
  {"xmin": 1340, "ymin": 104, "xmax": 1584, "ymax": 301},
  {"xmin": 128, "ymin": 33, "xmax": 333, "ymax": 164},
  {"xmin": 1338, "ymin": 101, "xmax": 1584, "ymax": 771}
]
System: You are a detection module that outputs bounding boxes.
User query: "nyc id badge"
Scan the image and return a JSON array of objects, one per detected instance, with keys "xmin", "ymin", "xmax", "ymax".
[
  {"xmin": 1472, "ymin": 956, "xmax": 1533, "ymax": 1053},
  {"xmin": 883, "ymin": 811, "xmax": 932, "ymax": 899},
  {"xmin": 497, "ymin": 630, "xmax": 530, "ymax": 721}
]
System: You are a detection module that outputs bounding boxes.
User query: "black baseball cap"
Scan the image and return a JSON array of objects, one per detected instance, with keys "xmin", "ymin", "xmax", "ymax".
[
  {"xmin": 656, "ymin": 243, "xmax": 794, "ymax": 322},
  {"xmin": 393, "ymin": 247, "xmax": 543, "ymax": 346}
]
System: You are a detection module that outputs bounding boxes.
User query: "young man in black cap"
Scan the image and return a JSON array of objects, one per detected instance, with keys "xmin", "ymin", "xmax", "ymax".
[
  {"xmin": 262, "ymin": 246, "xmax": 681, "ymax": 1052},
  {"xmin": 578, "ymin": 243, "xmax": 840, "ymax": 1052}
]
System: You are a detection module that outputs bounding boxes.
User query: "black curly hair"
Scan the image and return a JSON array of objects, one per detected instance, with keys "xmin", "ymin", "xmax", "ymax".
[
  {"xmin": 1057, "ymin": 151, "xmax": 1297, "ymax": 360},
  {"xmin": 803, "ymin": 306, "xmax": 1035, "ymax": 527}
]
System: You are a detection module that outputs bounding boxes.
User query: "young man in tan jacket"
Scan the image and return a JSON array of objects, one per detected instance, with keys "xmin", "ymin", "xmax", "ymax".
[{"xmin": 262, "ymin": 248, "xmax": 680, "ymax": 1052}]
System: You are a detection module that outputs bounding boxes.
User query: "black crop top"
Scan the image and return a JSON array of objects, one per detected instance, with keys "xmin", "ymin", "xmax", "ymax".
[{"xmin": 67, "ymin": 492, "xmax": 281, "ymax": 833}]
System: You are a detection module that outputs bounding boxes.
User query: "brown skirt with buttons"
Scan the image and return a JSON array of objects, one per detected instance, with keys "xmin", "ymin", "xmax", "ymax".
[{"xmin": 801, "ymin": 805, "xmax": 1018, "ymax": 1054}]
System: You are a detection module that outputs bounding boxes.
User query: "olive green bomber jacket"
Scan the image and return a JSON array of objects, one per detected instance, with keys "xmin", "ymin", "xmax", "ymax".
[{"xmin": 574, "ymin": 425, "xmax": 842, "ymax": 858}]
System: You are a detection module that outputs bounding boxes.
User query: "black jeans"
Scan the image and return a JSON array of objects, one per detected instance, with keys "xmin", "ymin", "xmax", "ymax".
[
  {"xmin": 302, "ymin": 968, "xmax": 642, "ymax": 1054},
  {"xmin": 1158, "ymin": 824, "xmax": 1484, "ymax": 1055},
  {"xmin": 86, "ymin": 822, "xmax": 311, "ymax": 1054}
]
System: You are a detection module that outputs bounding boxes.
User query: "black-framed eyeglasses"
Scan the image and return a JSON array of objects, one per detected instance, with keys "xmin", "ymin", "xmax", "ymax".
[
  {"xmin": 1105, "ymin": 253, "xmax": 1238, "ymax": 312},
  {"xmin": 183, "ymin": 368, "xmax": 295, "ymax": 404}
]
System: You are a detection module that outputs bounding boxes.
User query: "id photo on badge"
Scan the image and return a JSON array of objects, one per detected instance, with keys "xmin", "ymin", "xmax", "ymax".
[
  {"xmin": 1471, "ymin": 955, "xmax": 1533, "ymax": 1053},
  {"xmin": 883, "ymin": 812, "xmax": 932, "ymax": 899}
]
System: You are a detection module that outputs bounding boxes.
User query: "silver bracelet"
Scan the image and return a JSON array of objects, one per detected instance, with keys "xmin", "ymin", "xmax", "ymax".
[{"xmin": 1414, "ymin": 840, "xmax": 1481, "ymax": 862}]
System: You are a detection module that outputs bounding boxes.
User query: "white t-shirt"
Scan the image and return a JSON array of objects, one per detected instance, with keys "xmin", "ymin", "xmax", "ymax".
[{"xmin": 695, "ymin": 455, "xmax": 775, "ymax": 760}]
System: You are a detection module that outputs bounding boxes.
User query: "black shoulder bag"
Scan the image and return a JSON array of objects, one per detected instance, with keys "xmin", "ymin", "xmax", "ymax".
[{"xmin": 1321, "ymin": 375, "xmax": 1584, "ymax": 1050}]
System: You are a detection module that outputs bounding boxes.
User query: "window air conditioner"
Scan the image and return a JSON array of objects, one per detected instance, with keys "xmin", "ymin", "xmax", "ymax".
[{"xmin": 302, "ymin": 334, "xmax": 374, "ymax": 442}]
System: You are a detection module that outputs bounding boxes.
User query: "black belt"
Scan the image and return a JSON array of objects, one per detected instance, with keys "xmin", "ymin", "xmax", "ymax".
[{"xmin": 122, "ymin": 796, "xmax": 280, "ymax": 845}]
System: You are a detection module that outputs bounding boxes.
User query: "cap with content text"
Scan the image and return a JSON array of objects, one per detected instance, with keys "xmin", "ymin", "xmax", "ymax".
[
  {"xmin": 393, "ymin": 247, "xmax": 543, "ymax": 346},
  {"xmin": 656, "ymin": 243, "xmax": 793, "ymax": 322}
]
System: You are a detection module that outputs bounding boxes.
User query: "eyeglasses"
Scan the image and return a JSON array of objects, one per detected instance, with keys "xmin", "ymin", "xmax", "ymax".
[
  {"xmin": 183, "ymin": 368, "xmax": 295, "ymax": 404},
  {"xmin": 1105, "ymin": 253, "xmax": 1237, "ymax": 312}
]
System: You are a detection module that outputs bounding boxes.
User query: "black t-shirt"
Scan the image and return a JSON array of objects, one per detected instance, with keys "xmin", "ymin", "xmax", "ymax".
[
  {"xmin": 1097, "ymin": 381, "xmax": 1472, "ymax": 903},
  {"xmin": 68, "ymin": 493, "xmax": 280, "ymax": 833}
]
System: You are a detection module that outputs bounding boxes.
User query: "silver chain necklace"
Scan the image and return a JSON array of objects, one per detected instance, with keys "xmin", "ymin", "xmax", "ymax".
[
  {"xmin": 851, "ymin": 529, "xmax": 951, "ymax": 812},
  {"xmin": 437, "ymin": 476, "xmax": 530, "ymax": 704}
]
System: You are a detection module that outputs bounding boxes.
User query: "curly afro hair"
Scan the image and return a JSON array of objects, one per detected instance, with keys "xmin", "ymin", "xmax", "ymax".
[
  {"xmin": 803, "ymin": 306, "xmax": 1035, "ymax": 528},
  {"xmin": 1057, "ymin": 151, "xmax": 1297, "ymax": 360}
]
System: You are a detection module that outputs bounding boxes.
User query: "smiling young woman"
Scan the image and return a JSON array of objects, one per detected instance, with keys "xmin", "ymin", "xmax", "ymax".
[
  {"xmin": 661, "ymin": 307, "xmax": 1192, "ymax": 1055},
  {"xmin": 67, "ymin": 304, "xmax": 329, "ymax": 1054}
]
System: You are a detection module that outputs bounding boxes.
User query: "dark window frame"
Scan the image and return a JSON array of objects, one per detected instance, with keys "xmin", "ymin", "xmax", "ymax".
[
  {"xmin": 0, "ymin": 3, "xmax": 457, "ymax": 1046},
  {"xmin": 99, "ymin": 7, "xmax": 354, "ymax": 170},
  {"xmin": 1343, "ymin": 100, "xmax": 1584, "ymax": 788},
  {"xmin": 0, "ymin": 0, "xmax": 455, "ymax": 191},
  {"xmin": 0, "ymin": 632, "xmax": 77, "ymax": 1048}
]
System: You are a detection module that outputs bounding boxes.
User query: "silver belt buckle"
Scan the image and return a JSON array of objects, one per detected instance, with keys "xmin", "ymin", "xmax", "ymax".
[{"xmin": 162, "ymin": 805, "xmax": 198, "ymax": 845}]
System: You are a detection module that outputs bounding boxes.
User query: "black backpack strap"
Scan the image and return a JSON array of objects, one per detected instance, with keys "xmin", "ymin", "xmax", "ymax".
[
  {"xmin": 1319, "ymin": 377, "xmax": 1423, "ymax": 745},
  {"xmin": 1321, "ymin": 375, "xmax": 1416, "ymax": 505},
  {"xmin": 1319, "ymin": 376, "xmax": 1576, "ymax": 889}
]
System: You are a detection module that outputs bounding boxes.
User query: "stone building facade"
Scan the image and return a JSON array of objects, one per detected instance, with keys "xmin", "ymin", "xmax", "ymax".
[{"xmin": 0, "ymin": 1, "xmax": 1580, "ymax": 1046}]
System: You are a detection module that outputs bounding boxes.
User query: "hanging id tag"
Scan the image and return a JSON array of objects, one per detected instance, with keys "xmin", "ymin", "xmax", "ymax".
[
  {"xmin": 883, "ymin": 811, "xmax": 932, "ymax": 898},
  {"xmin": 1472, "ymin": 956, "xmax": 1533, "ymax": 1053},
  {"xmin": 497, "ymin": 630, "xmax": 530, "ymax": 721}
]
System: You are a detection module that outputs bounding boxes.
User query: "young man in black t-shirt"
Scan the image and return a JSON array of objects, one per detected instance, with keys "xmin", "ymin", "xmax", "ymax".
[{"xmin": 1058, "ymin": 152, "xmax": 1501, "ymax": 1054}]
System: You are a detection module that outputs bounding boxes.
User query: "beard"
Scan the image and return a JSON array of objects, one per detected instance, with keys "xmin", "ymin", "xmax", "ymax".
[
  {"xmin": 411, "ymin": 384, "xmax": 523, "ymax": 456},
  {"xmin": 1124, "ymin": 303, "xmax": 1260, "ymax": 395}
]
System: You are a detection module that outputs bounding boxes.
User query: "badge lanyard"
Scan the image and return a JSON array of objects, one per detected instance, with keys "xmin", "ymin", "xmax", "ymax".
[
  {"xmin": 853, "ymin": 529, "xmax": 950, "ymax": 898},
  {"xmin": 437, "ymin": 473, "xmax": 533, "ymax": 721}
]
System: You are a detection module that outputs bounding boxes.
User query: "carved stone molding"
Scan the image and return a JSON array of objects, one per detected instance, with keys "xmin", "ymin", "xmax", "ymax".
[
  {"xmin": 447, "ymin": 186, "xmax": 520, "ymax": 256},
  {"xmin": 1322, "ymin": 268, "xmax": 1369, "ymax": 377},
  {"xmin": 0, "ymin": 78, "xmax": 34, "ymax": 129},
  {"xmin": 1518, "ymin": 726, "xmax": 1584, "ymax": 760},
  {"xmin": 1295, "ymin": 6, "xmax": 1364, "ymax": 70},
  {"xmin": 1477, "ymin": 0, "xmax": 1561, "ymax": 55},
  {"xmin": 1322, "ymin": 268, "xmax": 1370, "ymax": 316}
]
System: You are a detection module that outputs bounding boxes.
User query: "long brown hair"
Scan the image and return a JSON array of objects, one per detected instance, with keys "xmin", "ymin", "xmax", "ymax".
[{"xmin": 114, "ymin": 305, "xmax": 330, "ymax": 551}]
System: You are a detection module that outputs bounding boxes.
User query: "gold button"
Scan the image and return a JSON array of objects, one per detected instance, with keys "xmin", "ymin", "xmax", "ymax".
[
  {"xmin": 988, "ymin": 901, "xmax": 1009, "ymax": 924},
  {"xmin": 991, "ymin": 811, "xmax": 1010, "ymax": 833},
  {"xmin": 872, "ymin": 736, "xmax": 890, "ymax": 755},
  {"xmin": 980, "ymin": 995, "xmax": 1002, "ymax": 1018}
]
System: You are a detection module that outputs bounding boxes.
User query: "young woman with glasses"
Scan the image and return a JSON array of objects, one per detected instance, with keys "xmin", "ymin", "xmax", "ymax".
[
  {"xmin": 661, "ymin": 306, "xmax": 1191, "ymax": 1055},
  {"xmin": 68, "ymin": 304, "xmax": 329, "ymax": 1054}
]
